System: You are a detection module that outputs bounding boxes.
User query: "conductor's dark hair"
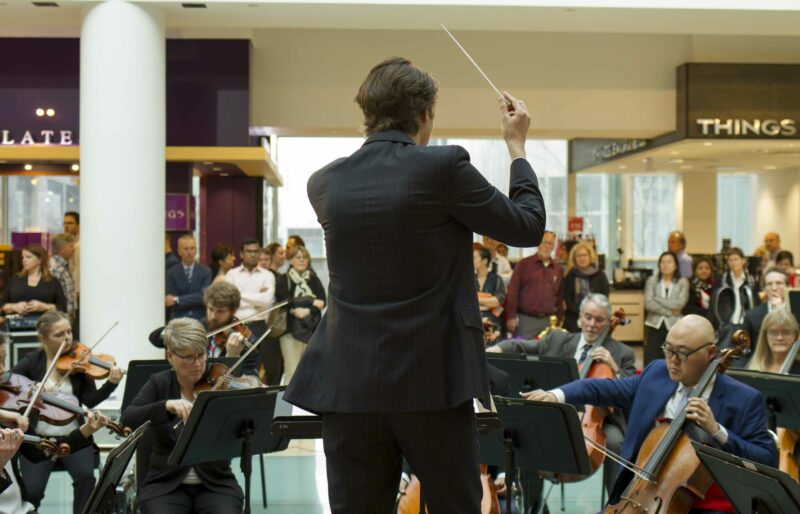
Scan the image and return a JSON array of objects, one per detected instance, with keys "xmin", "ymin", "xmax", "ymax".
[{"xmin": 355, "ymin": 57, "xmax": 438, "ymax": 136}]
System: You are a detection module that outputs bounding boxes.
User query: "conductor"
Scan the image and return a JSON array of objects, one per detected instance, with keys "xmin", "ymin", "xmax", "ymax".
[{"xmin": 283, "ymin": 57, "xmax": 546, "ymax": 513}]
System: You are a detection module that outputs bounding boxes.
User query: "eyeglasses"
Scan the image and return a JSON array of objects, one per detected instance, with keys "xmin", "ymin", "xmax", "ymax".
[
  {"xmin": 581, "ymin": 313, "xmax": 608, "ymax": 325},
  {"xmin": 767, "ymin": 329, "xmax": 795, "ymax": 339},
  {"xmin": 661, "ymin": 342, "xmax": 712, "ymax": 362},
  {"xmin": 172, "ymin": 352, "xmax": 207, "ymax": 364}
]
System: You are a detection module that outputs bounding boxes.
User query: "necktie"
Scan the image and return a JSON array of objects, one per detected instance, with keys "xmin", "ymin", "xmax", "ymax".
[
  {"xmin": 674, "ymin": 386, "xmax": 692, "ymax": 417},
  {"xmin": 578, "ymin": 344, "xmax": 591, "ymax": 366},
  {"xmin": 185, "ymin": 265, "xmax": 192, "ymax": 283}
]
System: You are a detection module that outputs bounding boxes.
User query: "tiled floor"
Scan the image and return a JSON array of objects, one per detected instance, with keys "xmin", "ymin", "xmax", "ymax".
[{"xmin": 37, "ymin": 438, "xmax": 608, "ymax": 513}]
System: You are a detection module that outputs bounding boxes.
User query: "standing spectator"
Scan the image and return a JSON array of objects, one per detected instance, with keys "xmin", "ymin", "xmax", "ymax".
[
  {"xmin": 742, "ymin": 267, "xmax": 790, "ymax": 360},
  {"xmin": 667, "ymin": 230, "xmax": 693, "ymax": 279},
  {"xmin": 1, "ymin": 244, "xmax": 66, "ymax": 318},
  {"xmin": 682, "ymin": 257, "xmax": 715, "ymax": 324},
  {"xmin": 482, "ymin": 236, "xmax": 513, "ymax": 286},
  {"xmin": 49, "ymin": 234, "xmax": 77, "ymax": 323},
  {"xmin": 563, "ymin": 242, "xmax": 609, "ymax": 332},
  {"xmin": 63, "ymin": 212, "xmax": 80, "ymax": 296},
  {"xmin": 210, "ymin": 244, "xmax": 236, "ymax": 285},
  {"xmin": 286, "ymin": 235, "xmax": 306, "ymax": 254},
  {"xmin": 473, "ymin": 247, "xmax": 505, "ymax": 332},
  {"xmin": 505, "ymin": 231, "xmax": 564, "ymax": 338},
  {"xmin": 258, "ymin": 248, "xmax": 272, "ymax": 270},
  {"xmin": 775, "ymin": 250, "xmax": 797, "ymax": 287},
  {"xmin": 165, "ymin": 233, "xmax": 179, "ymax": 272},
  {"xmin": 225, "ymin": 239, "xmax": 276, "ymax": 377},
  {"xmin": 763, "ymin": 232, "xmax": 782, "ymax": 265},
  {"xmin": 265, "ymin": 242, "xmax": 286, "ymax": 272},
  {"xmin": 644, "ymin": 251, "xmax": 689, "ymax": 364},
  {"xmin": 165, "ymin": 234, "xmax": 211, "ymax": 320},
  {"xmin": 278, "ymin": 245, "xmax": 325, "ymax": 384},
  {"xmin": 713, "ymin": 247, "xmax": 760, "ymax": 329},
  {"xmin": 497, "ymin": 244, "xmax": 510, "ymax": 258}
]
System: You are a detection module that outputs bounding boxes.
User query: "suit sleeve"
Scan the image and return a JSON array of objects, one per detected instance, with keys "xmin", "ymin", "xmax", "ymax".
[
  {"xmin": 495, "ymin": 338, "xmax": 541, "ymax": 354},
  {"xmin": 617, "ymin": 347, "xmax": 637, "ymax": 378},
  {"xmin": 561, "ymin": 371, "xmax": 642, "ymax": 411},
  {"xmin": 448, "ymin": 147, "xmax": 546, "ymax": 248},
  {"xmin": 120, "ymin": 376, "xmax": 175, "ymax": 429},
  {"xmin": 721, "ymin": 390, "xmax": 778, "ymax": 467}
]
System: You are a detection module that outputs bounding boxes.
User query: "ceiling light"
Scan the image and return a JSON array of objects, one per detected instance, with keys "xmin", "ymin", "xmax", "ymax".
[
  {"xmin": 202, "ymin": 161, "xmax": 213, "ymax": 165},
  {"xmin": 618, "ymin": 165, "xmax": 627, "ymax": 170},
  {"xmin": 30, "ymin": 178, "xmax": 38, "ymax": 186},
  {"xmin": 679, "ymin": 165, "xmax": 692, "ymax": 170},
  {"xmin": 46, "ymin": 108, "xmax": 55, "ymax": 117},
  {"xmin": 35, "ymin": 108, "xmax": 44, "ymax": 117},
  {"xmin": 641, "ymin": 158, "xmax": 648, "ymax": 163},
  {"xmin": 702, "ymin": 142, "xmax": 713, "ymax": 147},
  {"xmin": 45, "ymin": 197, "xmax": 50, "ymax": 203},
  {"xmin": 764, "ymin": 165, "xmax": 778, "ymax": 170},
  {"xmin": 24, "ymin": 164, "xmax": 32, "ymax": 171},
  {"xmin": 670, "ymin": 151, "xmax": 679, "ymax": 156},
  {"xmin": 212, "ymin": 167, "xmax": 222, "ymax": 171},
  {"xmin": 68, "ymin": 198, "xmax": 74, "ymax": 203},
  {"xmin": 71, "ymin": 164, "xmax": 79, "ymax": 172},
  {"xmin": 667, "ymin": 159, "xmax": 684, "ymax": 164},
  {"xmin": 220, "ymin": 173, "xmax": 229, "ymax": 177}
]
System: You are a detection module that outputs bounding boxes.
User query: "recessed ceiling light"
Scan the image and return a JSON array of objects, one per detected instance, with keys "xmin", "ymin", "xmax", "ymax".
[
  {"xmin": 202, "ymin": 161, "xmax": 213, "ymax": 165},
  {"xmin": 24, "ymin": 164, "xmax": 32, "ymax": 171},
  {"xmin": 667, "ymin": 159, "xmax": 684, "ymax": 164},
  {"xmin": 618, "ymin": 165, "xmax": 627, "ymax": 170},
  {"xmin": 30, "ymin": 178, "xmax": 38, "ymax": 186},
  {"xmin": 670, "ymin": 151, "xmax": 679, "ymax": 155},
  {"xmin": 35, "ymin": 108, "xmax": 44, "ymax": 117},
  {"xmin": 46, "ymin": 108, "xmax": 55, "ymax": 117},
  {"xmin": 702, "ymin": 142, "xmax": 713, "ymax": 147},
  {"xmin": 68, "ymin": 198, "xmax": 74, "ymax": 203},
  {"xmin": 220, "ymin": 173, "xmax": 229, "ymax": 177},
  {"xmin": 212, "ymin": 167, "xmax": 222, "ymax": 172},
  {"xmin": 71, "ymin": 164, "xmax": 79, "ymax": 172},
  {"xmin": 679, "ymin": 165, "xmax": 692, "ymax": 170},
  {"xmin": 764, "ymin": 165, "xmax": 778, "ymax": 170}
]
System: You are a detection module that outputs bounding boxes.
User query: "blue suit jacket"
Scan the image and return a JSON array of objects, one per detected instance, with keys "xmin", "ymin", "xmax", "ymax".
[
  {"xmin": 561, "ymin": 360, "xmax": 776, "ymax": 482},
  {"xmin": 166, "ymin": 263, "xmax": 211, "ymax": 320}
]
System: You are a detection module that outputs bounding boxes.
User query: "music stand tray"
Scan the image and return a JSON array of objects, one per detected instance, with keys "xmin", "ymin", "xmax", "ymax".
[
  {"xmin": 81, "ymin": 421, "xmax": 151, "ymax": 514},
  {"xmin": 486, "ymin": 354, "xmax": 580, "ymax": 396},
  {"xmin": 727, "ymin": 369, "xmax": 800, "ymax": 430},
  {"xmin": 693, "ymin": 442, "xmax": 800, "ymax": 514},
  {"xmin": 168, "ymin": 386, "xmax": 287, "ymax": 514}
]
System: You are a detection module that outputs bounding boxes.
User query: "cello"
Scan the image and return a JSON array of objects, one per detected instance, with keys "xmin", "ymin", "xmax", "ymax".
[
  {"xmin": 604, "ymin": 330, "xmax": 750, "ymax": 514},
  {"xmin": 557, "ymin": 308, "xmax": 627, "ymax": 483},
  {"xmin": 776, "ymin": 339, "xmax": 800, "ymax": 481}
]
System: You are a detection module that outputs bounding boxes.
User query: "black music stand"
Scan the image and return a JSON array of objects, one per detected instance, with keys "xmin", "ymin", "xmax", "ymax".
[
  {"xmin": 168, "ymin": 386, "xmax": 288, "ymax": 514},
  {"xmin": 480, "ymin": 397, "xmax": 591, "ymax": 514},
  {"xmin": 486, "ymin": 354, "xmax": 580, "ymax": 397},
  {"xmin": 693, "ymin": 443, "xmax": 800, "ymax": 514},
  {"xmin": 727, "ymin": 370, "xmax": 800, "ymax": 431},
  {"xmin": 81, "ymin": 421, "xmax": 151, "ymax": 514}
]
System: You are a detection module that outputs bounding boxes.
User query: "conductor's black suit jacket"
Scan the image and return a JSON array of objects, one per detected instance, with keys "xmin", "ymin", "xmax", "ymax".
[{"xmin": 284, "ymin": 130, "xmax": 546, "ymax": 413}]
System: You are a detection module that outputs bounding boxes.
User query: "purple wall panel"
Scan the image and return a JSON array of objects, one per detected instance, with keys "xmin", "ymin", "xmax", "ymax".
[{"xmin": 200, "ymin": 175, "xmax": 263, "ymax": 265}]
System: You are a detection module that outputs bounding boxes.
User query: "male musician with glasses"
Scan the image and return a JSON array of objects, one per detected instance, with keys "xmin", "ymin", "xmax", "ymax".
[
  {"xmin": 284, "ymin": 57, "xmax": 546, "ymax": 514},
  {"xmin": 527, "ymin": 314, "xmax": 776, "ymax": 514}
]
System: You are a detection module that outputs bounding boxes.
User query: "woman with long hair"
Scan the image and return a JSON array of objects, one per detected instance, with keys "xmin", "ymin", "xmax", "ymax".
[
  {"xmin": 748, "ymin": 309, "xmax": 800, "ymax": 374},
  {"xmin": 209, "ymin": 244, "xmax": 236, "ymax": 285},
  {"xmin": 0, "ymin": 244, "xmax": 67, "ymax": 318},
  {"xmin": 562, "ymin": 242, "xmax": 609, "ymax": 332},
  {"xmin": 643, "ymin": 251, "xmax": 689, "ymax": 364},
  {"xmin": 682, "ymin": 257, "xmax": 716, "ymax": 323}
]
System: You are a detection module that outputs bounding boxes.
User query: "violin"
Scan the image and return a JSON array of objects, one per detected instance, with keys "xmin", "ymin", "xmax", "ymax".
[
  {"xmin": 193, "ymin": 362, "xmax": 263, "ymax": 393},
  {"xmin": 23, "ymin": 434, "xmax": 71, "ymax": 459},
  {"xmin": 55, "ymin": 341, "xmax": 118, "ymax": 380},
  {"xmin": 396, "ymin": 464, "xmax": 500, "ymax": 514},
  {"xmin": 211, "ymin": 323, "xmax": 252, "ymax": 352},
  {"xmin": 0, "ymin": 372, "xmax": 129, "ymax": 437},
  {"xmin": 604, "ymin": 330, "xmax": 750, "ymax": 514},
  {"xmin": 776, "ymin": 340, "xmax": 800, "ymax": 481},
  {"xmin": 558, "ymin": 307, "xmax": 626, "ymax": 483}
]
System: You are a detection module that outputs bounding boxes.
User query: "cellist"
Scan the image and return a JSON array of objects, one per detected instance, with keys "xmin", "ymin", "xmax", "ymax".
[
  {"xmin": 487, "ymin": 293, "xmax": 636, "ymax": 496},
  {"xmin": 526, "ymin": 314, "xmax": 776, "ymax": 514}
]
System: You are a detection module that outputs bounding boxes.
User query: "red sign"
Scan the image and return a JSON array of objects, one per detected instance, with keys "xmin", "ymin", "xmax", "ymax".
[{"xmin": 568, "ymin": 217, "xmax": 584, "ymax": 233}]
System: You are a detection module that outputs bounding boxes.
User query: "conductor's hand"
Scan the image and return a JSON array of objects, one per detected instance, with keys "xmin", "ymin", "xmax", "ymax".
[
  {"xmin": 166, "ymin": 399, "xmax": 194, "ymax": 422},
  {"xmin": 500, "ymin": 92, "xmax": 530, "ymax": 160},
  {"xmin": 521, "ymin": 389, "xmax": 556, "ymax": 402}
]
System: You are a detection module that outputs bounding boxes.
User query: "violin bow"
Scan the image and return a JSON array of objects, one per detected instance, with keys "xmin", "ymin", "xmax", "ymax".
[
  {"xmin": 54, "ymin": 321, "xmax": 120, "ymax": 389},
  {"xmin": 23, "ymin": 338, "xmax": 70, "ymax": 419},
  {"xmin": 583, "ymin": 435, "xmax": 655, "ymax": 482},
  {"xmin": 211, "ymin": 327, "xmax": 272, "ymax": 392},
  {"xmin": 206, "ymin": 301, "xmax": 289, "ymax": 338}
]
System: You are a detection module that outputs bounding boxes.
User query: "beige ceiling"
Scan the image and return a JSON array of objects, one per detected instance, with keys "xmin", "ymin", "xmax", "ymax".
[
  {"xmin": 4, "ymin": 1, "xmax": 800, "ymax": 36},
  {"xmin": 579, "ymin": 138, "xmax": 800, "ymax": 174}
]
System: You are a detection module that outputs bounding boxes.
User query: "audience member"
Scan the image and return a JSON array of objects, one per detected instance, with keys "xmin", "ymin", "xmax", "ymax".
[
  {"xmin": 63, "ymin": 212, "xmax": 80, "ymax": 296},
  {"xmin": 258, "ymin": 248, "xmax": 271, "ymax": 270},
  {"xmin": 482, "ymin": 236, "xmax": 512, "ymax": 285},
  {"xmin": 265, "ymin": 243, "xmax": 286, "ymax": 272},
  {"xmin": 474, "ymin": 247, "xmax": 506, "ymax": 332},
  {"xmin": 643, "ymin": 251, "xmax": 689, "ymax": 364},
  {"xmin": 505, "ymin": 231, "xmax": 563, "ymax": 338},
  {"xmin": 225, "ymin": 239, "xmax": 275, "ymax": 351},
  {"xmin": 682, "ymin": 257, "xmax": 715, "ymax": 324},
  {"xmin": 286, "ymin": 235, "xmax": 306, "ymax": 253},
  {"xmin": 742, "ymin": 267, "xmax": 790, "ymax": 359},
  {"xmin": 165, "ymin": 233, "xmax": 179, "ymax": 272},
  {"xmin": 165, "ymin": 234, "xmax": 211, "ymax": 320},
  {"xmin": 0, "ymin": 244, "xmax": 66, "ymax": 318},
  {"xmin": 713, "ymin": 247, "xmax": 760, "ymax": 329},
  {"xmin": 496, "ymin": 244, "xmax": 509, "ymax": 258},
  {"xmin": 562, "ymin": 242, "xmax": 609, "ymax": 332},
  {"xmin": 748, "ymin": 308, "xmax": 800, "ymax": 374},
  {"xmin": 763, "ymin": 232, "xmax": 782, "ymax": 265},
  {"xmin": 210, "ymin": 244, "xmax": 236, "ymax": 285},
  {"xmin": 49, "ymin": 234, "xmax": 77, "ymax": 322},
  {"xmin": 278, "ymin": 245, "xmax": 325, "ymax": 384},
  {"xmin": 260, "ymin": 245, "xmax": 288, "ymax": 385},
  {"xmin": 667, "ymin": 231, "xmax": 693, "ymax": 279},
  {"xmin": 775, "ymin": 250, "xmax": 797, "ymax": 286}
]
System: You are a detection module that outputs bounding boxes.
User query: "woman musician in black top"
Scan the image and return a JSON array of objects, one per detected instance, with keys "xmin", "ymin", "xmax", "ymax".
[{"xmin": 121, "ymin": 318, "xmax": 243, "ymax": 514}]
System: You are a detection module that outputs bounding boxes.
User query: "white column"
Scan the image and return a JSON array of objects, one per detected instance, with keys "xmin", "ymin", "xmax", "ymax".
[{"xmin": 80, "ymin": 1, "xmax": 165, "ymax": 404}]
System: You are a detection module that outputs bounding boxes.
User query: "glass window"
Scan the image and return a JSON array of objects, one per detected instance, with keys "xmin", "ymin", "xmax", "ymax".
[
  {"xmin": 7, "ymin": 175, "xmax": 79, "ymax": 237},
  {"xmin": 576, "ymin": 173, "xmax": 621, "ymax": 265},
  {"xmin": 717, "ymin": 174, "xmax": 755, "ymax": 253},
  {"xmin": 632, "ymin": 175, "xmax": 675, "ymax": 258}
]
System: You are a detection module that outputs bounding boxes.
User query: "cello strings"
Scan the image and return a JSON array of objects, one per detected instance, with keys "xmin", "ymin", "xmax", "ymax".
[{"xmin": 583, "ymin": 436, "xmax": 654, "ymax": 482}]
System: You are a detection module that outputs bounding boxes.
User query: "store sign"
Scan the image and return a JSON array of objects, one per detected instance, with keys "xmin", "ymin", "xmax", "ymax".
[
  {"xmin": 592, "ymin": 139, "xmax": 648, "ymax": 161},
  {"xmin": 695, "ymin": 118, "xmax": 797, "ymax": 137},
  {"xmin": 166, "ymin": 194, "xmax": 193, "ymax": 231},
  {"xmin": 1, "ymin": 129, "xmax": 74, "ymax": 145}
]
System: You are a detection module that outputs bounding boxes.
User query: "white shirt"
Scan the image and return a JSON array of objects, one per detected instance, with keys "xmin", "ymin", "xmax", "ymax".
[
  {"xmin": 573, "ymin": 334, "xmax": 590, "ymax": 363},
  {"xmin": 493, "ymin": 255, "xmax": 513, "ymax": 286},
  {"xmin": 730, "ymin": 273, "xmax": 746, "ymax": 324},
  {"xmin": 0, "ymin": 462, "xmax": 34, "ymax": 514},
  {"xmin": 36, "ymin": 375, "xmax": 80, "ymax": 437},
  {"xmin": 225, "ymin": 265, "xmax": 276, "ymax": 321}
]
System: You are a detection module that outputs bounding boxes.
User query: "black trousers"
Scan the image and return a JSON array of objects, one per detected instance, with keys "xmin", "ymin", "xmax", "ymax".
[
  {"xmin": 322, "ymin": 401, "xmax": 481, "ymax": 514},
  {"xmin": 19, "ymin": 445, "xmax": 96, "ymax": 514},
  {"xmin": 138, "ymin": 483, "xmax": 242, "ymax": 514},
  {"xmin": 644, "ymin": 325, "xmax": 669, "ymax": 365}
]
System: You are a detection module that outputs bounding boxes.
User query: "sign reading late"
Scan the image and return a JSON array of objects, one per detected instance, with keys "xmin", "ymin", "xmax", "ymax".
[{"xmin": 1, "ymin": 130, "xmax": 74, "ymax": 145}]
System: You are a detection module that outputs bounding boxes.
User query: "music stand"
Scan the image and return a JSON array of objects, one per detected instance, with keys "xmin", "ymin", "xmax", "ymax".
[
  {"xmin": 480, "ymin": 397, "xmax": 591, "ymax": 514},
  {"xmin": 486, "ymin": 354, "xmax": 580, "ymax": 396},
  {"xmin": 727, "ymin": 370, "xmax": 800, "ymax": 431},
  {"xmin": 168, "ymin": 386, "xmax": 288, "ymax": 514},
  {"xmin": 81, "ymin": 421, "xmax": 151, "ymax": 514},
  {"xmin": 693, "ymin": 442, "xmax": 800, "ymax": 514}
]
